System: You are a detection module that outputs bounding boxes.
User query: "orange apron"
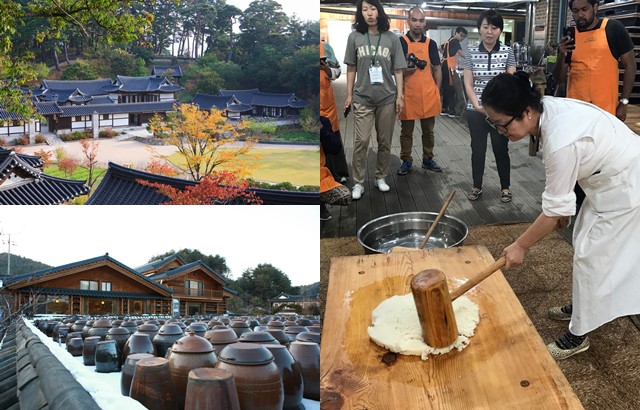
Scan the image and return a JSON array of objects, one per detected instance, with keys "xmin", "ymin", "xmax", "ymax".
[
  {"xmin": 442, "ymin": 40, "xmax": 457, "ymax": 83},
  {"xmin": 567, "ymin": 18, "xmax": 619, "ymax": 115},
  {"xmin": 320, "ymin": 144, "xmax": 340, "ymax": 193},
  {"xmin": 320, "ymin": 42, "xmax": 340, "ymax": 132},
  {"xmin": 399, "ymin": 34, "xmax": 441, "ymax": 120}
]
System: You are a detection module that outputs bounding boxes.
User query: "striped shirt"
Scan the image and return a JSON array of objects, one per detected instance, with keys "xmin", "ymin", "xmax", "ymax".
[{"xmin": 464, "ymin": 42, "xmax": 516, "ymax": 110}]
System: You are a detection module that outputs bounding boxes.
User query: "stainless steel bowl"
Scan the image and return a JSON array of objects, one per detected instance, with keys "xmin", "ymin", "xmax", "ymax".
[{"xmin": 357, "ymin": 212, "xmax": 468, "ymax": 254}]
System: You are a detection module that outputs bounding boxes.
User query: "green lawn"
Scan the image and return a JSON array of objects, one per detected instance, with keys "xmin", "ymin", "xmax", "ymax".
[
  {"xmin": 167, "ymin": 148, "xmax": 319, "ymax": 186},
  {"xmin": 274, "ymin": 131, "xmax": 318, "ymax": 142}
]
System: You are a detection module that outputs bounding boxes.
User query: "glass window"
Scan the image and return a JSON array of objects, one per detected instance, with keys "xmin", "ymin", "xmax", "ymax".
[
  {"xmin": 80, "ymin": 280, "xmax": 99, "ymax": 290},
  {"xmin": 184, "ymin": 280, "xmax": 204, "ymax": 296},
  {"xmin": 102, "ymin": 282, "xmax": 111, "ymax": 291},
  {"xmin": 75, "ymin": 116, "xmax": 82, "ymax": 122},
  {"xmin": 102, "ymin": 114, "xmax": 109, "ymax": 120}
]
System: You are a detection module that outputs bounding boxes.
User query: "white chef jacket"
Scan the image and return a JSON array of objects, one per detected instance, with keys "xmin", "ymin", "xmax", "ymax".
[{"xmin": 539, "ymin": 96, "xmax": 640, "ymax": 335}]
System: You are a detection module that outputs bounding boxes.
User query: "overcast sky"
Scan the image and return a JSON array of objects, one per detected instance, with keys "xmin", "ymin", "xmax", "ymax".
[
  {"xmin": 227, "ymin": 0, "xmax": 319, "ymax": 22},
  {"xmin": 0, "ymin": 206, "xmax": 319, "ymax": 286}
]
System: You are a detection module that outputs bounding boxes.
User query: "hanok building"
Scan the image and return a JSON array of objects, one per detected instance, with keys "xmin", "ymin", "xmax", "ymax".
[
  {"xmin": 219, "ymin": 89, "xmax": 308, "ymax": 118},
  {"xmin": 137, "ymin": 254, "xmax": 236, "ymax": 316},
  {"xmin": 32, "ymin": 76, "xmax": 183, "ymax": 134},
  {"xmin": 191, "ymin": 92, "xmax": 252, "ymax": 118},
  {"xmin": 151, "ymin": 66, "xmax": 184, "ymax": 83},
  {"xmin": 0, "ymin": 253, "xmax": 235, "ymax": 316},
  {"xmin": 0, "ymin": 148, "xmax": 89, "ymax": 204},
  {"xmin": 268, "ymin": 292, "xmax": 321, "ymax": 312}
]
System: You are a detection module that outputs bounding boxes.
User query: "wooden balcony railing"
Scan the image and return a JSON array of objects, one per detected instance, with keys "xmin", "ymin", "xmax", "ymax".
[{"xmin": 171, "ymin": 286, "xmax": 223, "ymax": 300}]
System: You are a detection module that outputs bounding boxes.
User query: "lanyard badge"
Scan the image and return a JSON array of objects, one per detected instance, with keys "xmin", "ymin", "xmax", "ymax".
[{"xmin": 367, "ymin": 32, "xmax": 384, "ymax": 84}]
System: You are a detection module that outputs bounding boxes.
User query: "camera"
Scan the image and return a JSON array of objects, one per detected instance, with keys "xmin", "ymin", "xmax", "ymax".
[
  {"xmin": 407, "ymin": 53, "xmax": 428, "ymax": 70},
  {"xmin": 562, "ymin": 26, "xmax": 575, "ymax": 64}
]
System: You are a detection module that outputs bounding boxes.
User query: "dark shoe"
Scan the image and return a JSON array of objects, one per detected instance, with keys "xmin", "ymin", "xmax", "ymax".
[
  {"xmin": 439, "ymin": 110, "xmax": 449, "ymax": 116},
  {"xmin": 320, "ymin": 204, "xmax": 332, "ymax": 221},
  {"xmin": 320, "ymin": 185, "xmax": 352, "ymax": 206},
  {"xmin": 467, "ymin": 188, "xmax": 482, "ymax": 201},
  {"xmin": 447, "ymin": 112, "xmax": 456, "ymax": 118},
  {"xmin": 547, "ymin": 331, "xmax": 589, "ymax": 360},
  {"xmin": 501, "ymin": 190, "xmax": 513, "ymax": 203},
  {"xmin": 422, "ymin": 158, "xmax": 442, "ymax": 172},
  {"xmin": 397, "ymin": 160, "xmax": 412, "ymax": 175}
]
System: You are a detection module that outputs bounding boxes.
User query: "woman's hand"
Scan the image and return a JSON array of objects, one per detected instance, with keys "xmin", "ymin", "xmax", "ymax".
[
  {"xmin": 396, "ymin": 95, "xmax": 404, "ymax": 115},
  {"xmin": 501, "ymin": 242, "xmax": 526, "ymax": 269},
  {"xmin": 344, "ymin": 96, "xmax": 352, "ymax": 111}
]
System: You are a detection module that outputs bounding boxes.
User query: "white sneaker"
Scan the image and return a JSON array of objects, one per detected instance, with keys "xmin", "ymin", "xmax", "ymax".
[
  {"xmin": 352, "ymin": 184, "xmax": 364, "ymax": 200},
  {"xmin": 374, "ymin": 178, "xmax": 390, "ymax": 192}
]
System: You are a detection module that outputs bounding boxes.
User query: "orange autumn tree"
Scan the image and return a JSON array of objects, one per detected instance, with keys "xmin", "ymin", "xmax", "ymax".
[{"xmin": 149, "ymin": 104, "xmax": 258, "ymax": 181}]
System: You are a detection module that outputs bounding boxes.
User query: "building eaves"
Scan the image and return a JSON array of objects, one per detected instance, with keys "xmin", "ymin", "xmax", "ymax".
[
  {"xmin": 148, "ymin": 260, "xmax": 228, "ymax": 285},
  {"xmin": 17, "ymin": 287, "xmax": 165, "ymax": 299},
  {"xmin": 56, "ymin": 101, "xmax": 178, "ymax": 117}
]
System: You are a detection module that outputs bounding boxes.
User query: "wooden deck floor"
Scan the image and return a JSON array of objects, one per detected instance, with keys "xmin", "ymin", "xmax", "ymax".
[{"xmin": 321, "ymin": 76, "xmax": 547, "ymax": 238}]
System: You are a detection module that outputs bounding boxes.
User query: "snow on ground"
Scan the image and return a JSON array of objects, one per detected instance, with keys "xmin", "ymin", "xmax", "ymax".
[{"xmin": 25, "ymin": 320, "xmax": 320, "ymax": 410}]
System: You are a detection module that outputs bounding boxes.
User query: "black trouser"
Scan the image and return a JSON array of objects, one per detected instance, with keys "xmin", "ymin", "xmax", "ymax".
[
  {"xmin": 441, "ymin": 61, "xmax": 456, "ymax": 113},
  {"xmin": 324, "ymin": 130, "xmax": 350, "ymax": 180},
  {"xmin": 466, "ymin": 110, "xmax": 510, "ymax": 190}
]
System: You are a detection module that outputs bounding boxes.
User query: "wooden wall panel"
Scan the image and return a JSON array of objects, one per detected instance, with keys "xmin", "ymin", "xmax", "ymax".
[{"xmin": 38, "ymin": 266, "xmax": 159, "ymax": 294}]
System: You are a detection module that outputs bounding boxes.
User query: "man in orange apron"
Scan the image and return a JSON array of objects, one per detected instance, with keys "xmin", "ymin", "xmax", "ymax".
[
  {"xmin": 555, "ymin": 0, "xmax": 635, "ymax": 120},
  {"xmin": 320, "ymin": 41, "xmax": 351, "ymax": 220},
  {"xmin": 553, "ymin": 0, "xmax": 635, "ymax": 211},
  {"xmin": 441, "ymin": 27, "xmax": 467, "ymax": 117},
  {"xmin": 397, "ymin": 6, "xmax": 443, "ymax": 175}
]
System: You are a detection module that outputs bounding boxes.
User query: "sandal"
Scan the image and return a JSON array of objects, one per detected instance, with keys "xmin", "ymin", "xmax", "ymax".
[
  {"xmin": 501, "ymin": 190, "xmax": 513, "ymax": 203},
  {"xmin": 467, "ymin": 188, "xmax": 482, "ymax": 201}
]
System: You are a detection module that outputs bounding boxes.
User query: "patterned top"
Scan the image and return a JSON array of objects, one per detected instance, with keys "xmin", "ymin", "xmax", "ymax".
[{"xmin": 464, "ymin": 41, "xmax": 516, "ymax": 110}]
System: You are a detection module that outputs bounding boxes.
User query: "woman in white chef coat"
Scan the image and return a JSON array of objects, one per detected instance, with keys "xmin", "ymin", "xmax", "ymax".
[{"xmin": 482, "ymin": 71, "xmax": 640, "ymax": 360}]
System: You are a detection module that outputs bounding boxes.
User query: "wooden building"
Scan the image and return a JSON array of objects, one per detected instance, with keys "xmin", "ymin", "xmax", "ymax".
[
  {"xmin": 268, "ymin": 292, "xmax": 320, "ymax": 311},
  {"xmin": 0, "ymin": 253, "xmax": 236, "ymax": 316}
]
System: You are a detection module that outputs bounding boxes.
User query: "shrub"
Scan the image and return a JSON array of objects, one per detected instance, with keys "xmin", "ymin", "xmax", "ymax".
[
  {"xmin": 145, "ymin": 159, "xmax": 179, "ymax": 177},
  {"xmin": 35, "ymin": 133, "xmax": 46, "ymax": 144},
  {"xmin": 99, "ymin": 128, "xmax": 115, "ymax": 139},
  {"xmin": 60, "ymin": 131, "xmax": 91, "ymax": 141},
  {"xmin": 33, "ymin": 149, "xmax": 53, "ymax": 167},
  {"xmin": 55, "ymin": 147, "xmax": 67, "ymax": 162},
  {"xmin": 300, "ymin": 106, "xmax": 320, "ymax": 134},
  {"xmin": 58, "ymin": 157, "xmax": 80, "ymax": 177},
  {"xmin": 13, "ymin": 136, "xmax": 29, "ymax": 146},
  {"xmin": 242, "ymin": 119, "xmax": 277, "ymax": 136},
  {"xmin": 0, "ymin": 137, "xmax": 6, "ymax": 146}
]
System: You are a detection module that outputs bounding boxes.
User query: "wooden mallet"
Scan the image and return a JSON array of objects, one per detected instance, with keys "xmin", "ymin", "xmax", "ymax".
[{"xmin": 410, "ymin": 256, "xmax": 507, "ymax": 348}]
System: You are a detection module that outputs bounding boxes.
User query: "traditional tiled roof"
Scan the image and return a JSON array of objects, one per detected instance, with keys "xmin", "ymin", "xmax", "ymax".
[
  {"xmin": 151, "ymin": 66, "xmax": 183, "ymax": 78},
  {"xmin": 36, "ymin": 79, "xmax": 113, "ymax": 102},
  {"xmin": 33, "ymin": 101, "xmax": 63, "ymax": 115},
  {"xmin": 0, "ymin": 148, "xmax": 44, "ymax": 168},
  {"xmin": 86, "ymin": 162, "xmax": 320, "ymax": 205},
  {"xmin": 226, "ymin": 103, "xmax": 253, "ymax": 113},
  {"xmin": 2, "ymin": 253, "xmax": 172, "ymax": 295},
  {"xmin": 191, "ymin": 92, "xmax": 233, "ymax": 111},
  {"xmin": 219, "ymin": 89, "xmax": 259, "ymax": 105},
  {"xmin": 148, "ymin": 261, "xmax": 227, "ymax": 285},
  {"xmin": 86, "ymin": 162, "xmax": 197, "ymax": 205},
  {"xmin": 136, "ymin": 253, "xmax": 186, "ymax": 274},
  {"xmin": 87, "ymin": 95, "xmax": 117, "ymax": 105},
  {"xmin": 0, "ymin": 319, "xmax": 102, "ymax": 409},
  {"xmin": 0, "ymin": 150, "xmax": 89, "ymax": 205},
  {"xmin": 102, "ymin": 75, "xmax": 184, "ymax": 93},
  {"xmin": 55, "ymin": 101, "xmax": 177, "ymax": 117},
  {"xmin": 18, "ymin": 287, "xmax": 163, "ymax": 299},
  {"xmin": 219, "ymin": 89, "xmax": 307, "ymax": 109}
]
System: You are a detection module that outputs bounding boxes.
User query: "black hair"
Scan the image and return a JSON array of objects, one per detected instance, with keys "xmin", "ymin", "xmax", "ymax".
[
  {"xmin": 477, "ymin": 9, "xmax": 503, "ymax": 31},
  {"xmin": 354, "ymin": 0, "xmax": 390, "ymax": 34},
  {"xmin": 455, "ymin": 26, "xmax": 468, "ymax": 36},
  {"xmin": 481, "ymin": 72, "xmax": 544, "ymax": 117},
  {"xmin": 568, "ymin": 0, "xmax": 598, "ymax": 9}
]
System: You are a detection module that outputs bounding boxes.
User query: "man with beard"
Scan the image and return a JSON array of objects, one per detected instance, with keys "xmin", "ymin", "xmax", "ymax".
[
  {"xmin": 396, "ymin": 6, "xmax": 443, "ymax": 175},
  {"xmin": 554, "ymin": 0, "xmax": 635, "ymax": 121}
]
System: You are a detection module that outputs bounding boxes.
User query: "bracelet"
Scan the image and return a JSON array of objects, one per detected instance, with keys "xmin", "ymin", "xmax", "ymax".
[{"xmin": 397, "ymin": 95, "xmax": 404, "ymax": 99}]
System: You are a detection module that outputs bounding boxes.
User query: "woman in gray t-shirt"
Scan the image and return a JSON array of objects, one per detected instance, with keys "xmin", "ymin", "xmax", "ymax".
[{"xmin": 343, "ymin": 0, "xmax": 406, "ymax": 200}]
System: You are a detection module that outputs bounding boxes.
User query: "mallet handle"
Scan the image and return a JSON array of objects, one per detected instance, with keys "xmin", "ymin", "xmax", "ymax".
[
  {"xmin": 419, "ymin": 190, "xmax": 456, "ymax": 249},
  {"xmin": 450, "ymin": 256, "xmax": 507, "ymax": 301}
]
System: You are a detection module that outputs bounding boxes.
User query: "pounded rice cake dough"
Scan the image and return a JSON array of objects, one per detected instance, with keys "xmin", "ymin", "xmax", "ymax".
[{"xmin": 368, "ymin": 293, "xmax": 480, "ymax": 360}]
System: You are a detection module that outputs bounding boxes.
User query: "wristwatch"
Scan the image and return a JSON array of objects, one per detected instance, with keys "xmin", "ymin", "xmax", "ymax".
[{"xmin": 620, "ymin": 98, "xmax": 629, "ymax": 105}]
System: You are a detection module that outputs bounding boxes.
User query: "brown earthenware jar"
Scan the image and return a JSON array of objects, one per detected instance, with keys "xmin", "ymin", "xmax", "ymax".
[
  {"xmin": 229, "ymin": 321, "xmax": 251, "ymax": 338},
  {"xmin": 185, "ymin": 322, "xmax": 208, "ymax": 338},
  {"xmin": 169, "ymin": 332, "xmax": 218, "ymax": 409},
  {"xmin": 238, "ymin": 331, "xmax": 279, "ymax": 345},
  {"xmin": 122, "ymin": 332, "xmax": 156, "ymax": 363},
  {"xmin": 288, "ymin": 341, "xmax": 320, "ymax": 400},
  {"xmin": 121, "ymin": 353, "xmax": 154, "ymax": 395},
  {"xmin": 106, "ymin": 327, "xmax": 131, "ymax": 364},
  {"xmin": 184, "ymin": 368, "xmax": 241, "ymax": 410},
  {"xmin": 129, "ymin": 357, "xmax": 179, "ymax": 410},
  {"xmin": 67, "ymin": 337, "xmax": 84, "ymax": 356},
  {"xmin": 120, "ymin": 320, "xmax": 138, "ymax": 335},
  {"xmin": 264, "ymin": 329, "xmax": 289, "ymax": 346},
  {"xmin": 95, "ymin": 340, "xmax": 121, "ymax": 373},
  {"xmin": 66, "ymin": 331, "xmax": 83, "ymax": 345},
  {"xmin": 204, "ymin": 328, "xmax": 238, "ymax": 356},
  {"xmin": 296, "ymin": 331, "xmax": 321, "ymax": 345},
  {"xmin": 265, "ymin": 344, "xmax": 304, "ymax": 410},
  {"xmin": 307, "ymin": 325, "xmax": 321, "ymax": 333},
  {"xmin": 82, "ymin": 336, "xmax": 102, "ymax": 366},
  {"xmin": 284, "ymin": 326, "xmax": 309, "ymax": 343},
  {"xmin": 81, "ymin": 320, "xmax": 95, "ymax": 338},
  {"xmin": 216, "ymin": 343, "xmax": 284, "ymax": 410},
  {"xmin": 137, "ymin": 323, "xmax": 160, "ymax": 341},
  {"xmin": 88, "ymin": 318, "xmax": 112, "ymax": 341},
  {"xmin": 153, "ymin": 324, "xmax": 184, "ymax": 358},
  {"xmin": 267, "ymin": 320, "xmax": 285, "ymax": 330},
  {"xmin": 283, "ymin": 320, "xmax": 298, "ymax": 327},
  {"xmin": 296, "ymin": 318, "xmax": 313, "ymax": 327},
  {"xmin": 207, "ymin": 320, "xmax": 224, "ymax": 329},
  {"xmin": 71, "ymin": 320, "xmax": 87, "ymax": 333}
]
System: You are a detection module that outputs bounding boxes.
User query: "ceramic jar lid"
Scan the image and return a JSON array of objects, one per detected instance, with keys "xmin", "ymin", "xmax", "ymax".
[
  {"xmin": 295, "ymin": 331, "xmax": 320, "ymax": 344},
  {"xmin": 108, "ymin": 327, "xmax": 130, "ymax": 335},
  {"xmin": 205, "ymin": 329, "xmax": 238, "ymax": 344},
  {"xmin": 171, "ymin": 332, "xmax": 214, "ymax": 353},
  {"xmin": 186, "ymin": 323, "xmax": 208, "ymax": 333},
  {"xmin": 158, "ymin": 323, "xmax": 183, "ymax": 335},
  {"xmin": 239, "ymin": 331, "xmax": 277, "ymax": 344},
  {"xmin": 138, "ymin": 324, "xmax": 159, "ymax": 332},
  {"xmin": 219, "ymin": 342, "xmax": 274, "ymax": 365},
  {"xmin": 230, "ymin": 321, "xmax": 249, "ymax": 328},
  {"xmin": 92, "ymin": 318, "xmax": 112, "ymax": 328}
]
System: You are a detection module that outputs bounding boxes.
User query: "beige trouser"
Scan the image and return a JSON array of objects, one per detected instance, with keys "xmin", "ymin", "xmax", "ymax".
[
  {"xmin": 351, "ymin": 102, "xmax": 396, "ymax": 184},
  {"xmin": 399, "ymin": 117, "xmax": 435, "ymax": 163}
]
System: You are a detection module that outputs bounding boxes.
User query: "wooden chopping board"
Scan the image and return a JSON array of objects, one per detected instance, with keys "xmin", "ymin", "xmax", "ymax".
[{"xmin": 321, "ymin": 245, "xmax": 583, "ymax": 410}]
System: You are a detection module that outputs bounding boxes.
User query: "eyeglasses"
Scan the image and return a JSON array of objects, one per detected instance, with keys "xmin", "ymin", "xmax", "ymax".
[{"xmin": 485, "ymin": 115, "xmax": 518, "ymax": 133}]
